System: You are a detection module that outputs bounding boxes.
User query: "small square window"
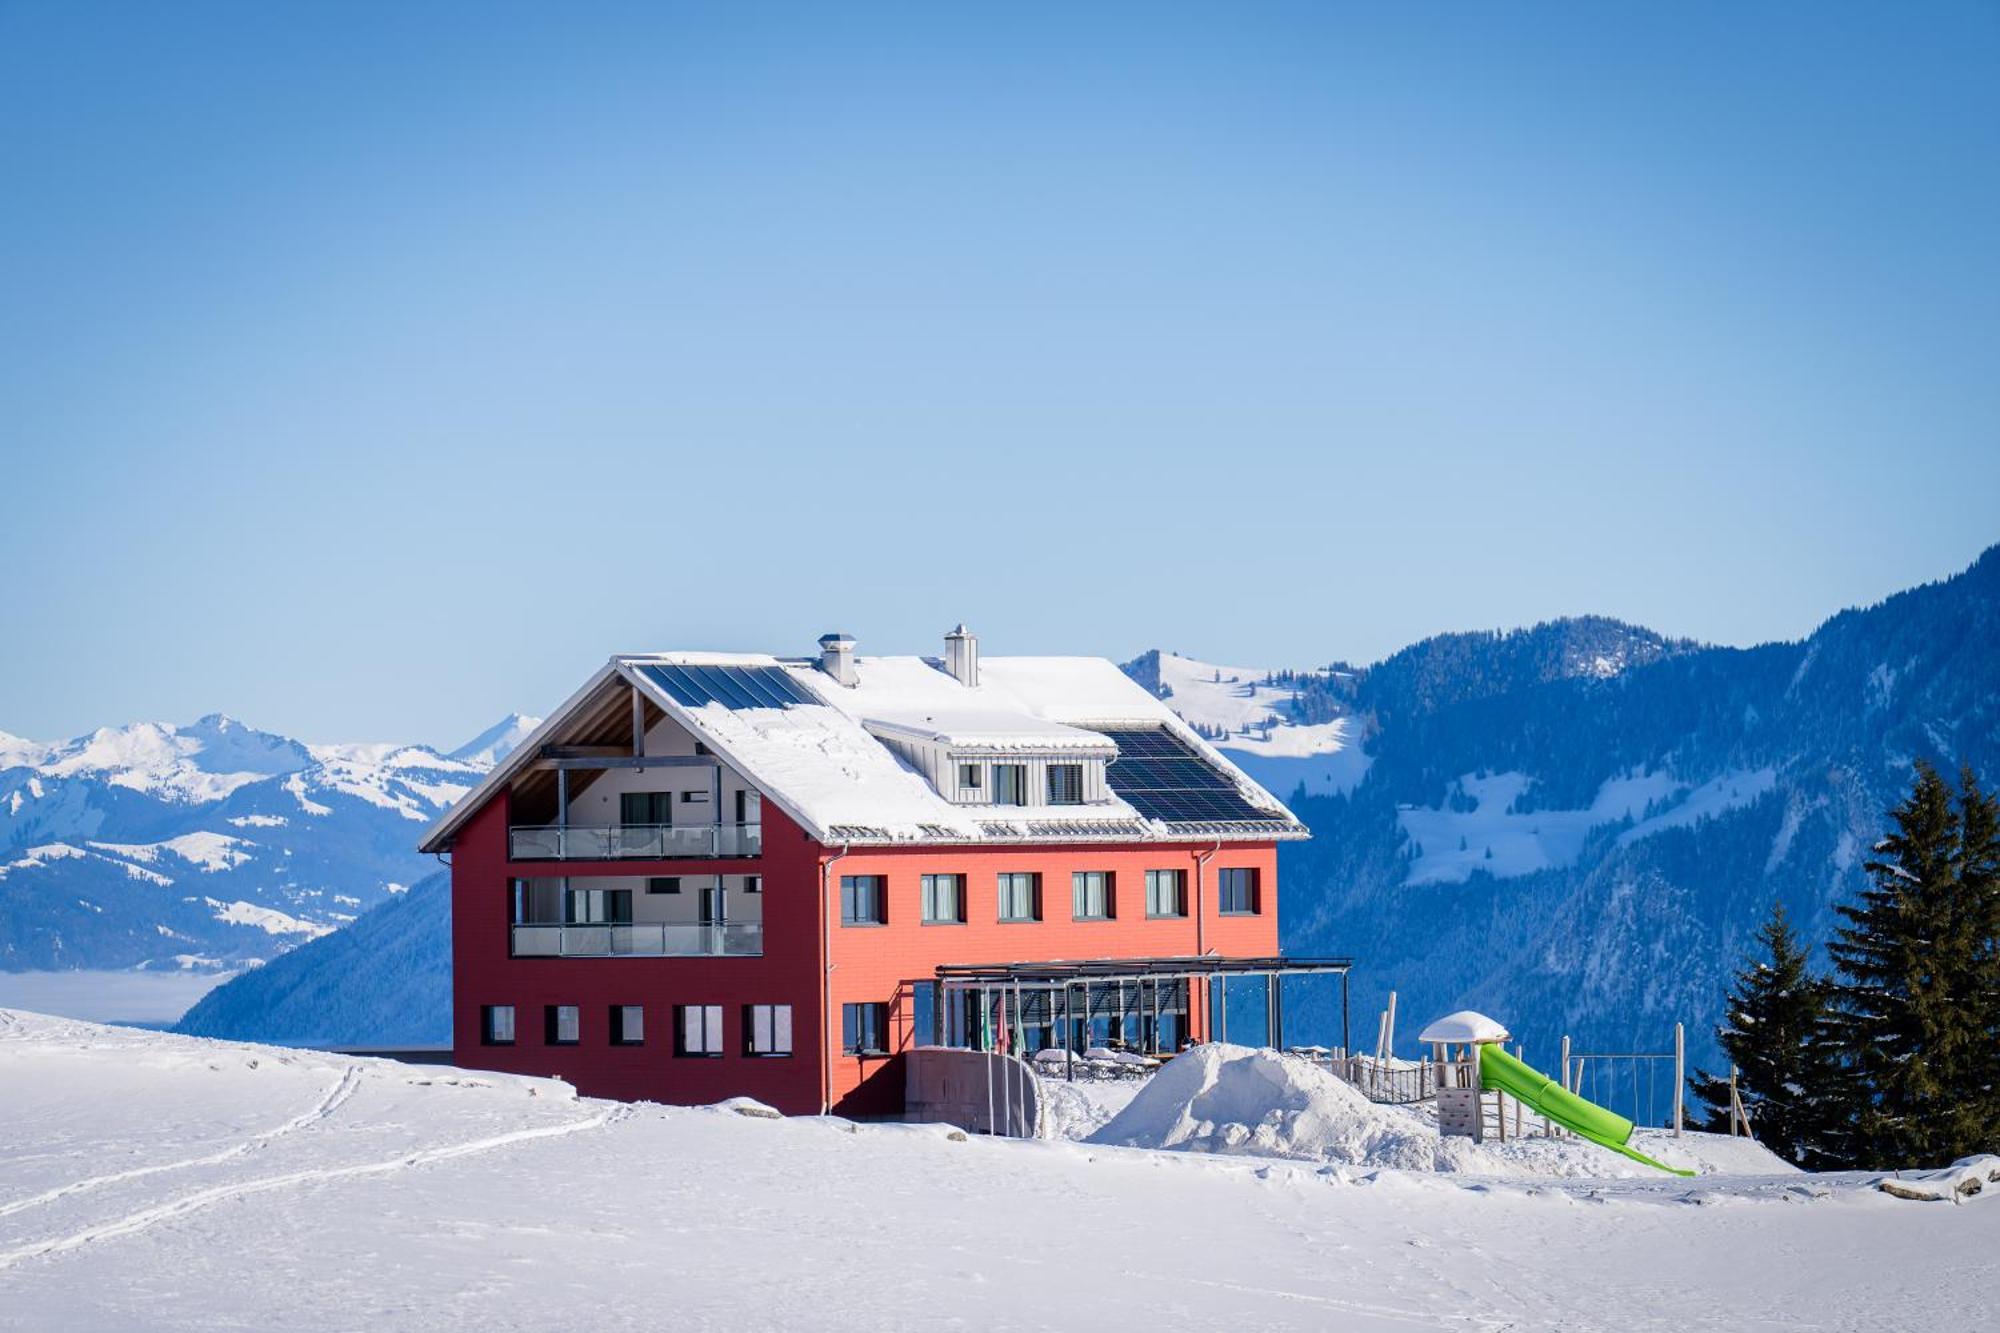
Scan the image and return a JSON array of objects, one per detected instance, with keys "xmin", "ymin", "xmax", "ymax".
[
  {"xmin": 743, "ymin": 875, "xmax": 762, "ymax": 894},
  {"xmin": 675, "ymin": 1004, "xmax": 724, "ymax": 1057},
  {"xmin": 744, "ymin": 1004, "xmax": 793, "ymax": 1057},
  {"xmin": 841, "ymin": 875, "xmax": 886, "ymax": 926},
  {"xmin": 842, "ymin": 1001, "xmax": 889, "ymax": 1055},
  {"xmin": 545, "ymin": 1004, "xmax": 580, "ymax": 1046},
  {"xmin": 481, "ymin": 1005, "xmax": 515, "ymax": 1046},
  {"xmin": 959, "ymin": 763, "xmax": 983, "ymax": 791},
  {"xmin": 997, "ymin": 872, "xmax": 1041, "ymax": 923},
  {"xmin": 610, "ymin": 1004, "xmax": 645, "ymax": 1046},
  {"xmin": 1218, "ymin": 867, "xmax": 1260, "ymax": 915}
]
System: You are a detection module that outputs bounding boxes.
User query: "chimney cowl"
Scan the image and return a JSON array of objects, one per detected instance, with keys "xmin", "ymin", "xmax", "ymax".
[
  {"xmin": 944, "ymin": 623, "xmax": 979, "ymax": 688},
  {"xmin": 818, "ymin": 632, "xmax": 858, "ymax": 687}
]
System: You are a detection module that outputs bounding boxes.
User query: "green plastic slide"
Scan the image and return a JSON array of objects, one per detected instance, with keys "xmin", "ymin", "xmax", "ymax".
[{"xmin": 1476, "ymin": 1043, "xmax": 1693, "ymax": 1176}]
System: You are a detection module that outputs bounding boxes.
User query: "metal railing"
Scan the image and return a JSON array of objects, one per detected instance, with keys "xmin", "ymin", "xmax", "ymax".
[
  {"xmin": 508, "ymin": 823, "xmax": 762, "ymax": 861},
  {"xmin": 509, "ymin": 922, "xmax": 764, "ymax": 958}
]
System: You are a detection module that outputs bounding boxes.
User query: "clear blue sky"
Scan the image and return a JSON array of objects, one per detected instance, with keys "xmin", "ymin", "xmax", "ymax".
[{"xmin": 3, "ymin": 2, "xmax": 1995, "ymax": 747}]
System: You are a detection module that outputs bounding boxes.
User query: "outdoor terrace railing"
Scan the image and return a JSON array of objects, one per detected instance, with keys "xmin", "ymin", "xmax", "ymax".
[
  {"xmin": 508, "ymin": 823, "xmax": 762, "ymax": 861},
  {"xmin": 509, "ymin": 922, "xmax": 764, "ymax": 958}
]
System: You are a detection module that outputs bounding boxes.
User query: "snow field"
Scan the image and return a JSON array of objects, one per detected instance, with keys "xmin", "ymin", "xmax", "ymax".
[{"xmin": 1, "ymin": 1013, "xmax": 1994, "ymax": 1332}]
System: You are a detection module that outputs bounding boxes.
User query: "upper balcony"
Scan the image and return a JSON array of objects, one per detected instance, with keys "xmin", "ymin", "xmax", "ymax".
[{"xmin": 509, "ymin": 822, "xmax": 762, "ymax": 862}]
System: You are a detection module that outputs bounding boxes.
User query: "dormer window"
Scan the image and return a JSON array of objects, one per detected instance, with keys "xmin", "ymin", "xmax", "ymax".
[
  {"xmin": 1046, "ymin": 764, "xmax": 1083, "ymax": 805},
  {"xmin": 992, "ymin": 764, "xmax": 1028, "ymax": 806},
  {"xmin": 958, "ymin": 763, "xmax": 983, "ymax": 792}
]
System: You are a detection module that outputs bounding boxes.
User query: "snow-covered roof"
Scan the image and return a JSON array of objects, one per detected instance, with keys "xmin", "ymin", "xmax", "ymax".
[{"xmin": 419, "ymin": 648, "xmax": 1309, "ymax": 851}]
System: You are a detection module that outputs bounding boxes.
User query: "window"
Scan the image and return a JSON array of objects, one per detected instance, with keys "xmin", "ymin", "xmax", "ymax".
[
  {"xmin": 921, "ymin": 873, "xmax": 965, "ymax": 925},
  {"xmin": 512, "ymin": 879, "xmax": 562, "ymax": 924},
  {"xmin": 610, "ymin": 1005, "xmax": 645, "ymax": 1046},
  {"xmin": 681, "ymin": 789, "xmax": 710, "ymax": 805},
  {"xmin": 841, "ymin": 875, "xmax": 886, "ymax": 926},
  {"xmin": 742, "ymin": 875, "xmax": 762, "ymax": 894},
  {"xmin": 744, "ymin": 1004, "xmax": 793, "ymax": 1057},
  {"xmin": 1145, "ymin": 869, "xmax": 1186, "ymax": 918},
  {"xmin": 1072, "ymin": 870, "xmax": 1114, "ymax": 920},
  {"xmin": 620, "ymin": 791, "xmax": 671, "ymax": 825},
  {"xmin": 481, "ymin": 1005, "xmax": 515, "ymax": 1046},
  {"xmin": 1218, "ymin": 867, "xmax": 1260, "ymax": 915},
  {"xmin": 997, "ymin": 872, "xmax": 1041, "ymax": 922},
  {"xmin": 545, "ymin": 1005, "xmax": 580, "ymax": 1046},
  {"xmin": 959, "ymin": 763, "xmax": 983, "ymax": 792},
  {"xmin": 567, "ymin": 886, "xmax": 632, "ymax": 924},
  {"xmin": 647, "ymin": 876, "xmax": 682, "ymax": 895},
  {"xmin": 675, "ymin": 1004, "xmax": 724, "ymax": 1057},
  {"xmin": 1047, "ymin": 763, "xmax": 1084, "ymax": 805},
  {"xmin": 842, "ymin": 1001, "xmax": 888, "ymax": 1055},
  {"xmin": 992, "ymin": 764, "xmax": 1028, "ymax": 806}
]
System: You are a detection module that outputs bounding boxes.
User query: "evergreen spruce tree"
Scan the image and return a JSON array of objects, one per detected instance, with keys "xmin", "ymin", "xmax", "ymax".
[
  {"xmin": 1825, "ymin": 761, "xmax": 1992, "ymax": 1167},
  {"xmin": 1688, "ymin": 902, "xmax": 1842, "ymax": 1168},
  {"xmin": 1952, "ymin": 767, "xmax": 2000, "ymax": 1132}
]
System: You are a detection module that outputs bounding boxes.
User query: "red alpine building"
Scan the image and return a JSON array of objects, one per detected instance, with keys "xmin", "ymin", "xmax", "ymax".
[{"xmin": 420, "ymin": 628, "xmax": 1312, "ymax": 1117}]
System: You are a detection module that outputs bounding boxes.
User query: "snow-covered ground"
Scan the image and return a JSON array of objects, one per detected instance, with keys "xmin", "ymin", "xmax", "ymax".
[
  {"xmin": 1148, "ymin": 652, "xmax": 1371, "ymax": 797},
  {"xmin": 3, "ymin": 1014, "xmax": 1994, "ymax": 1331}
]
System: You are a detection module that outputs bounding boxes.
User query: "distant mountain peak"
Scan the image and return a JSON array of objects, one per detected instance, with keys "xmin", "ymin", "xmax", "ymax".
[{"xmin": 448, "ymin": 713, "xmax": 542, "ymax": 766}]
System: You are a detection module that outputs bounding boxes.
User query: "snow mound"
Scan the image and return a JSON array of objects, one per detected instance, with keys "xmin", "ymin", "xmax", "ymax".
[
  {"xmin": 1088, "ymin": 1044, "xmax": 1497, "ymax": 1172},
  {"xmin": 1417, "ymin": 1010, "xmax": 1510, "ymax": 1045}
]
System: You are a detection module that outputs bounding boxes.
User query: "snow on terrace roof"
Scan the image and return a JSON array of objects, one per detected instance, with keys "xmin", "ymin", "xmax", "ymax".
[{"xmin": 420, "ymin": 650, "xmax": 1307, "ymax": 851}]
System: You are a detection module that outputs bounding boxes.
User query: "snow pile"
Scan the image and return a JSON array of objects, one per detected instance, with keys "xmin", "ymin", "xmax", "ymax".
[
  {"xmin": 1090, "ymin": 1044, "xmax": 1501, "ymax": 1171},
  {"xmin": 1878, "ymin": 1155, "xmax": 2000, "ymax": 1203}
]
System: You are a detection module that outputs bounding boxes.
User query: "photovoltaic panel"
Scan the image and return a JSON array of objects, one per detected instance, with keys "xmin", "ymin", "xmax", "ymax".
[
  {"xmin": 1096, "ymin": 726, "xmax": 1285, "ymax": 825},
  {"xmin": 638, "ymin": 663, "xmax": 821, "ymax": 711}
]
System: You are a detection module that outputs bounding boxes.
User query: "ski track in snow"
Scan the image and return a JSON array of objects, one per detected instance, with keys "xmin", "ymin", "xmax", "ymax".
[
  {"xmin": 0, "ymin": 1065, "xmax": 362, "ymax": 1221},
  {"xmin": 0, "ymin": 1095, "xmax": 627, "ymax": 1270}
]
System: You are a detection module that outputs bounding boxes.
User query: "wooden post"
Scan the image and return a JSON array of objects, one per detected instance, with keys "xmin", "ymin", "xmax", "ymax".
[
  {"xmin": 1383, "ymin": 990, "xmax": 1398, "ymax": 1061},
  {"xmin": 1728, "ymin": 1065, "xmax": 1740, "ymax": 1137},
  {"xmin": 1673, "ymin": 1022, "xmax": 1685, "ymax": 1139}
]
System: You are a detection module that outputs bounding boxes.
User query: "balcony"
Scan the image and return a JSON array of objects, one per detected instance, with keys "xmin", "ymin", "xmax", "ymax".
[
  {"xmin": 510, "ymin": 922, "xmax": 764, "ymax": 958},
  {"xmin": 508, "ymin": 822, "xmax": 762, "ymax": 861}
]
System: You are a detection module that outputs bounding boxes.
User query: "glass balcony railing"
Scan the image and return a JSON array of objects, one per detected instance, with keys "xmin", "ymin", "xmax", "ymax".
[
  {"xmin": 509, "ymin": 922, "xmax": 764, "ymax": 958},
  {"xmin": 508, "ymin": 823, "xmax": 762, "ymax": 861}
]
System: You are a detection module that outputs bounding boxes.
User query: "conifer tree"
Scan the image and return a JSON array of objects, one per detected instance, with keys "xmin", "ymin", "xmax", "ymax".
[
  {"xmin": 1953, "ymin": 767, "xmax": 2000, "ymax": 1130},
  {"xmin": 1825, "ymin": 761, "xmax": 1990, "ymax": 1167},
  {"xmin": 1689, "ymin": 903, "xmax": 1841, "ymax": 1168}
]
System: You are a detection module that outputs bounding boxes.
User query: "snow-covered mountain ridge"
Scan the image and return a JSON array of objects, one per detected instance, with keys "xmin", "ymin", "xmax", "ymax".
[{"xmin": 0, "ymin": 713, "xmax": 537, "ymax": 973}]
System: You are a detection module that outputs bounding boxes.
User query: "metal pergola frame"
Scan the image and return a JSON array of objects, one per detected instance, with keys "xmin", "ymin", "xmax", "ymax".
[{"xmin": 928, "ymin": 955, "xmax": 1353, "ymax": 1072}]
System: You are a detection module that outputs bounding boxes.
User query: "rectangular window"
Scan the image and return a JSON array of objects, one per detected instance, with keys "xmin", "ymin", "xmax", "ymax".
[
  {"xmin": 1145, "ymin": 869, "xmax": 1187, "ymax": 918},
  {"xmin": 841, "ymin": 875, "xmax": 886, "ymax": 926},
  {"xmin": 959, "ymin": 763, "xmax": 983, "ymax": 792},
  {"xmin": 609, "ymin": 1004, "xmax": 645, "ymax": 1046},
  {"xmin": 647, "ymin": 876, "xmax": 682, "ymax": 895},
  {"xmin": 992, "ymin": 764, "xmax": 1028, "ymax": 806},
  {"xmin": 842, "ymin": 1001, "xmax": 889, "ymax": 1055},
  {"xmin": 997, "ymin": 872, "xmax": 1041, "ymax": 922},
  {"xmin": 1071, "ymin": 870, "xmax": 1114, "ymax": 920},
  {"xmin": 1218, "ymin": 867, "xmax": 1260, "ymax": 915},
  {"xmin": 512, "ymin": 879, "xmax": 563, "ymax": 924},
  {"xmin": 545, "ymin": 1004, "xmax": 580, "ymax": 1046},
  {"xmin": 620, "ymin": 791, "xmax": 671, "ymax": 825},
  {"xmin": 744, "ymin": 1004, "xmax": 794, "ymax": 1057},
  {"xmin": 921, "ymin": 873, "xmax": 965, "ymax": 925},
  {"xmin": 742, "ymin": 875, "xmax": 762, "ymax": 894},
  {"xmin": 567, "ymin": 886, "xmax": 633, "ymax": 925},
  {"xmin": 675, "ymin": 1004, "xmax": 724, "ymax": 1057},
  {"xmin": 481, "ymin": 1005, "xmax": 515, "ymax": 1046},
  {"xmin": 1047, "ymin": 763, "xmax": 1084, "ymax": 805},
  {"xmin": 681, "ymin": 789, "xmax": 710, "ymax": 805}
]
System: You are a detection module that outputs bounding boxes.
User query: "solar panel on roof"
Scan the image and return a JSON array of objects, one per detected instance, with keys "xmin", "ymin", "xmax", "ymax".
[
  {"xmin": 1096, "ymin": 726, "xmax": 1286, "ymax": 825},
  {"xmin": 637, "ymin": 663, "xmax": 821, "ymax": 711}
]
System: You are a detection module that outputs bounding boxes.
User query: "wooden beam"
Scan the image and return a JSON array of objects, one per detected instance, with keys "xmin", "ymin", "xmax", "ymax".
[{"xmin": 533, "ymin": 755, "xmax": 719, "ymax": 771}]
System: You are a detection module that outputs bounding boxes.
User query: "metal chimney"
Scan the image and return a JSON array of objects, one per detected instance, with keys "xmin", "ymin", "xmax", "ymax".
[
  {"xmin": 944, "ymin": 623, "xmax": 979, "ymax": 688},
  {"xmin": 817, "ymin": 632, "xmax": 858, "ymax": 687}
]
